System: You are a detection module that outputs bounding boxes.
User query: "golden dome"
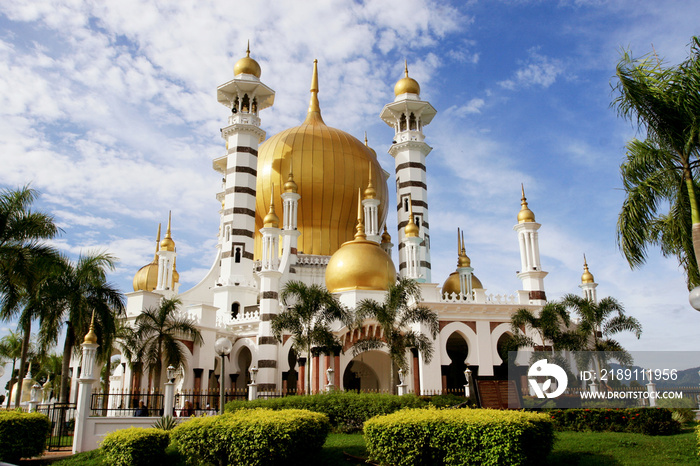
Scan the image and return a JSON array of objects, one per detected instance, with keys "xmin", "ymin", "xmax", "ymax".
[
  {"xmin": 255, "ymin": 60, "xmax": 388, "ymax": 258},
  {"xmin": 326, "ymin": 197, "xmax": 396, "ymax": 293},
  {"xmin": 581, "ymin": 255, "xmax": 595, "ymax": 284},
  {"xmin": 233, "ymin": 42, "xmax": 261, "ymax": 78},
  {"xmin": 283, "ymin": 171, "xmax": 298, "ymax": 194},
  {"xmin": 442, "ymin": 272, "xmax": 483, "ymax": 297},
  {"xmin": 160, "ymin": 212, "xmax": 176, "ymax": 252},
  {"xmin": 133, "ymin": 224, "xmax": 161, "ymax": 292},
  {"xmin": 381, "ymin": 225, "xmax": 392, "ymax": 244},
  {"xmin": 457, "ymin": 229, "xmax": 471, "ymax": 268},
  {"xmin": 517, "ymin": 184, "xmax": 536, "ymax": 223},
  {"xmin": 263, "ymin": 185, "xmax": 280, "ymax": 228},
  {"xmin": 394, "ymin": 61, "xmax": 420, "ymax": 96}
]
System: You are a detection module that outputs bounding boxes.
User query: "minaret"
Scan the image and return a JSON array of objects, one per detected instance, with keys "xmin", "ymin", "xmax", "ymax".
[
  {"xmin": 380, "ymin": 61, "xmax": 436, "ymax": 282},
  {"xmin": 257, "ymin": 185, "xmax": 282, "ymax": 392},
  {"xmin": 456, "ymin": 229, "xmax": 474, "ymax": 299},
  {"xmin": 380, "ymin": 225, "xmax": 393, "ymax": 256},
  {"xmin": 212, "ymin": 45, "xmax": 275, "ymax": 313},
  {"xmin": 279, "ymin": 168, "xmax": 301, "ymax": 275},
  {"xmin": 156, "ymin": 211, "xmax": 176, "ymax": 295},
  {"xmin": 403, "ymin": 197, "xmax": 422, "ymax": 280},
  {"xmin": 363, "ymin": 159, "xmax": 381, "ymax": 243},
  {"xmin": 579, "ymin": 254, "xmax": 598, "ymax": 302},
  {"xmin": 513, "ymin": 185, "xmax": 547, "ymax": 304}
]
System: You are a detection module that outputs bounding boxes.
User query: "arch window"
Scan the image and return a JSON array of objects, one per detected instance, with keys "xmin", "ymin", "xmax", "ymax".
[
  {"xmin": 234, "ymin": 247, "xmax": 242, "ymax": 263},
  {"xmin": 404, "ymin": 197, "xmax": 409, "ymax": 212},
  {"xmin": 399, "ymin": 113, "xmax": 407, "ymax": 132},
  {"xmin": 241, "ymin": 94, "xmax": 250, "ymax": 113},
  {"xmin": 231, "ymin": 302, "xmax": 240, "ymax": 319},
  {"xmin": 409, "ymin": 112, "xmax": 417, "ymax": 130}
]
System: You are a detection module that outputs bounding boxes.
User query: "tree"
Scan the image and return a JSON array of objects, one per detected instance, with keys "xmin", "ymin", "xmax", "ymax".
[
  {"xmin": 38, "ymin": 252, "xmax": 126, "ymax": 403},
  {"xmin": 0, "ymin": 330, "xmax": 24, "ymax": 408},
  {"xmin": 0, "ymin": 186, "xmax": 59, "ymax": 407},
  {"xmin": 273, "ymin": 281, "xmax": 351, "ymax": 393},
  {"xmin": 352, "ymin": 278, "xmax": 439, "ymax": 392},
  {"xmin": 510, "ymin": 301, "xmax": 579, "ymax": 352},
  {"xmin": 613, "ymin": 36, "xmax": 700, "ymax": 289},
  {"xmin": 133, "ymin": 297, "xmax": 203, "ymax": 390}
]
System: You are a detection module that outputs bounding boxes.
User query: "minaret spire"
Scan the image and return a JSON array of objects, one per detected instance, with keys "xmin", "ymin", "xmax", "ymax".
[
  {"xmin": 355, "ymin": 188, "xmax": 366, "ymax": 240},
  {"xmin": 304, "ymin": 59, "xmax": 324, "ymax": 124},
  {"xmin": 153, "ymin": 223, "xmax": 161, "ymax": 260}
]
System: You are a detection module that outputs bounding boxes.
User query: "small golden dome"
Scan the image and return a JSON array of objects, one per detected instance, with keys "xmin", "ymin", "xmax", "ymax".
[
  {"xmin": 283, "ymin": 171, "xmax": 298, "ymax": 193},
  {"xmin": 581, "ymin": 255, "xmax": 595, "ymax": 284},
  {"xmin": 364, "ymin": 162, "xmax": 376, "ymax": 200},
  {"xmin": 160, "ymin": 212, "xmax": 176, "ymax": 251},
  {"xmin": 394, "ymin": 61, "xmax": 420, "ymax": 96},
  {"xmin": 172, "ymin": 259, "xmax": 180, "ymax": 285},
  {"xmin": 133, "ymin": 224, "xmax": 161, "ymax": 292},
  {"xmin": 263, "ymin": 185, "xmax": 280, "ymax": 228},
  {"xmin": 442, "ymin": 272, "xmax": 483, "ymax": 297},
  {"xmin": 405, "ymin": 197, "xmax": 419, "ymax": 237},
  {"xmin": 517, "ymin": 184, "xmax": 536, "ymax": 223},
  {"xmin": 456, "ymin": 228, "xmax": 471, "ymax": 268},
  {"xmin": 381, "ymin": 225, "xmax": 392, "ymax": 244},
  {"xmin": 83, "ymin": 312, "xmax": 97, "ymax": 344},
  {"xmin": 233, "ymin": 42, "xmax": 261, "ymax": 78}
]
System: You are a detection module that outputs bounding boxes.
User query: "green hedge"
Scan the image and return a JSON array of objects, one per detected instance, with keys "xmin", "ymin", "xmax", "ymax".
[
  {"xmin": 171, "ymin": 408, "xmax": 329, "ymax": 466},
  {"xmin": 548, "ymin": 408, "xmax": 681, "ymax": 435},
  {"xmin": 696, "ymin": 424, "xmax": 700, "ymax": 457},
  {"xmin": 225, "ymin": 391, "xmax": 427, "ymax": 432},
  {"xmin": 0, "ymin": 410, "xmax": 51, "ymax": 463},
  {"xmin": 364, "ymin": 408, "xmax": 554, "ymax": 466},
  {"xmin": 100, "ymin": 427, "xmax": 170, "ymax": 466}
]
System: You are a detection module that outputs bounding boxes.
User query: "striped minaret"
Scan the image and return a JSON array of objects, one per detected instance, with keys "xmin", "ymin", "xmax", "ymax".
[{"xmin": 380, "ymin": 61, "xmax": 436, "ymax": 282}]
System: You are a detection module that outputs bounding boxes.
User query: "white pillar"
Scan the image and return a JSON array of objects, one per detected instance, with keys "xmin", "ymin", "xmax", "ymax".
[{"xmin": 73, "ymin": 333, "xmax": 98, "ymax": 454}]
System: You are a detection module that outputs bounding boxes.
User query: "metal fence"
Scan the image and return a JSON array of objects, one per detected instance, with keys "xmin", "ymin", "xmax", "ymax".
[
  {"xmin": 90, "ymin": 390, "xmax": 164, "ymax": 417},
  {"xmin": 36, "ymin": 403, "xmax": 76, "ymax": 451}
]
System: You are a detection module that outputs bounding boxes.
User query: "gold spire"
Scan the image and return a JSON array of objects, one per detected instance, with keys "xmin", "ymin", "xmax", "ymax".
[
  {"xmin": 283, "ymin": 165, "xmax": 298, "ymax": 193},
  {"xmin": 517, "ymin": 184, "xmax": 536, "ymax": 223},
  {"xmin": 303, "ymin": 59, "xmax": 325, "ymax": 125},
  {"xmin": 354, "ymin": 188, "xmax": 366, "ymax": 240},
  {"xmin": 381, "ymin": 224, "xmax": 392, "ymax": 244},
  {"xmin": 457, "ymin": 228, "xmax": 471, "ymax": 267},
  {"xmin": 83, "ymin": 310, "xmax": 97, "ymax": 344},
  {"xmin": 153, "ymin": 223, "xmax": 161, "ymax": 260},
  {"xmin": 263, "ymin": 184, "xmax": 280, "ymax": 228},
  {"xmin": 233, "ymin": 40, "xmax": 262, "ymax": 78},
  {"xmin": 364, "ymin": 161, "xmax": 376, "ymax": 199},
  {"xmin": 404, "ymin": 59, "xmax": 409, "ymax": 77},
  {"xmin": 405, "ymin": 196, "xmax": 419, "ymax": 237},
  {"xmin": 172, "ymin": 257, "xmax": 179, "ymax": 285},
  {"xmin": 581, "ymin": 254, "xmax": 595, "ymax": 284},
  {"xmin": 160, "ymin": 211, "xmax": 176, "ymax": 251}
]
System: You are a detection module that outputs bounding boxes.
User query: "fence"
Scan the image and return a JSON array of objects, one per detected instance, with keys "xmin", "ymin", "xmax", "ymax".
[
  {"xmin": 90, "ymin": 390, "xmax": 164, "ymax": 417},
  {"xmin": 36, "ymin": 403, "xmax": 76, "ymax": 451}
]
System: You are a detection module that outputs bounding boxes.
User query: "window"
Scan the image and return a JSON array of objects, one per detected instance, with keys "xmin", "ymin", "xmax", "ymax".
[
  {"xmin": 404, "ymin": 197, "xmax": 409, "ymax": 212},
  {"xmin": 234, "ymin": 247, "xmax": 241, "ymax": 263},
  {"xmin": 231, "ymin": 302, "xmax": 240, "ymax": 319}
]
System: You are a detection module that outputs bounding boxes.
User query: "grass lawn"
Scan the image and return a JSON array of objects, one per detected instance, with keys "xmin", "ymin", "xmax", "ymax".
[{"xmin": 49, "ymin": 429, "xmax": 698, "ymax": 465}]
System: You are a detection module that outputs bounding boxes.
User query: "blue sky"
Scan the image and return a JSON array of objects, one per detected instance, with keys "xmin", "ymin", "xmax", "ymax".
[{"xmin": 1, "ymin": 0, "xmax": 699, "ymax": 392}]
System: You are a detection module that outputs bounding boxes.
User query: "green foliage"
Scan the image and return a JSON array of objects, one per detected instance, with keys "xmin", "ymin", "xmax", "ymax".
[
  {"xmin": 548, "ymin": 408, "xmax": 681, "ymax": 436},
  {"xmin": 363, "ymin": 407, "xmax": 554, "ymax": 466},
  {"xmin": 696, "ymin": 424, "xmax": 700, "ymax": 457},
  {"xmin": 171, "ymin": 408, "xmax": 329, "ymax": 466},
  {"xmin": 225, "ymin": 391, "xmax": 426, "ymax": 432},
  {"xmin": 0, "ymin": 410, "xmax": 51, "ymax": 463},
  {"xmin": 420, "ymin": 393, "xmax": 474, "ymax": 408},
  {"xmin": 657, "ymin": 396, "xmax": 698, "ymax": 424},
  {"xmin": 152, "ymin": 415, "xmax": 178, "ymax": 431},
  {"xmin": 100, "ymin": 427, "xmax": 170, "ymax": 466}
]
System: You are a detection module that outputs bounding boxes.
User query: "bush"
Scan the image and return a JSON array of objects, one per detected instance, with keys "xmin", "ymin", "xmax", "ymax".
[
  {"xmin": 364, "ymin": 408, "xmax": 554, "ymax": 466},
  {"xmin": 696, "ymin": 424, "xmax": 700, "ymax": 457},
  {"xmin": 0, "ymin": 410, "xmax": 51, "ymax": 463},
  {"xmin": 657, "ymin": 396, "xmax": 697, "ymax": 424},
  {"xmin": 100, "ymin": 427, "xmax": 170, "ymax": 466},
  {"xmin": 225, "ymin": 391, "xmax": 426, "ymax": 432},
  {"xmin": 171, "ymin": 408, "xmax": 329, "ymax": 466},
  {"xmin": 548, "ymin": 408, "xmax": 681, "ymax": 435}
]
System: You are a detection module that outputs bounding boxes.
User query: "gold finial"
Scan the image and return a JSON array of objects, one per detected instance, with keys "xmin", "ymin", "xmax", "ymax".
[
  {"xmin": 364, "ymin": 162, "xmax": 376, "ymax": 199},
  {"xmin": 160, "ymin": 211, "xmax": 176, "ymax": 251},
  {"xmin": 457, "ymin": 228, "xmax": 471, "ymax": 267},
  {"xmin": 581, "ymin": 254, "xmax": 595, "ymax": 284},
  {"xmin": 517, "ymin": 184, "xmax": 536, "ymax": 223},
  {"xmin": 246, "ymin": 39, "xmax": 250, "ymax": 57},
  {"xmin": 83, "ymin": 310, "xmax": 97, "ymax": 344},
  {"xmin": 354, "ymin": 188, "xmax": 366, "ymax": 240},
  {"xmin": 381, "ymin": 224, "xmax": 392, "ymax": 244},
  {"xmin": 283, "ymin": 165, "xmax": 298, "ymax": 193},
  {"xmin": 304, "ymin": 59, "xmax": 325, "ymax": 124},
  {"xmin": 404, "ymin": 59, "xmax": 409, "ymax": 77},
  {"xmin": 364, "ymin": 132, "xmax": 368, "ymax": 146},
  {"xmin": 263, "ymin": 184, "xmax": 279, "ymax": 228},
  {"xmin": 405, "ymin": 195, "xmax": 419, "ymax": 237},
  {"xmin": 153, "ymin": 223, "xmax": 161, "ymax": 260}
]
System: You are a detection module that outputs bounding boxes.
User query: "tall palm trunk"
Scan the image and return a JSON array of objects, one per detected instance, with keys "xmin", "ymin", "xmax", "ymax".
[
  {"xmin": 13, "ymin": 320, "xmax": 31, "ymax": 408},
  {"xmin": 5, "ymin": 358, "xmax": 17, "ymax": 408},
  {"xmin": 59, "ymin": 324, "xmax": 75, "ymax": 403},
  {"xmin": 684, "ymin": 167, "xmax": 700, "ymax": 270}
]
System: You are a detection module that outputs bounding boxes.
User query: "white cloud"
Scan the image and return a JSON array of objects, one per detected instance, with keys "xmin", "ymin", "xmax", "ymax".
[{"xmin": 499, "ymin": 48, "xmax": 564, "ymax": 90}]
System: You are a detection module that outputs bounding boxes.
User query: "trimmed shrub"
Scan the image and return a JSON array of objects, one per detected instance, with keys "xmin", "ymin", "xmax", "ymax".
[
  {"xmin": 0, "ymin": 410, "xmax": 51, "ymax": 463},
  {"xmin": 696, "ymin": 424, "xmax": 700, "ymax": 457},
  {"xmin": 171, "ymin": 408, "xmax": 330, "ymax": 466},
  {"xmin": 657, "ymin": 396, "xmax": 697, "ymax": 424},
  {"xmin": 100, "ymin": 427, "xmax": 170, "ymax": 466},
  {"xmin": 364, "ymin": 407, "xmax": 554, "ymax": 466},
  {"xmin": 548, "ymin": 408, "xmax": 681, "ymax": 435},
  {"xmin": 225, "ymin": 391, "xmax": 426, "ymax": 432}
]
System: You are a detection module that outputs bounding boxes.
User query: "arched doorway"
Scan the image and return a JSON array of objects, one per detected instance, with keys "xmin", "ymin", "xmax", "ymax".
[
  {"xmin": 234, "ymin": 346, "xmax": 252, "ymax": 389},
  {"xmin": 445, "ymin": 332, "xmax": 469, "ymax": 390},
  {"xmin": 284, "ymin": 349, "xmax": 298, "ymax": 394},
  {"xmin": 342, "ymin": 351, "xmax": 393, "ymax": 392}
]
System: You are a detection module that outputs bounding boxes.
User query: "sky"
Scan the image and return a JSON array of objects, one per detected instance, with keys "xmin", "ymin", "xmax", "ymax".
[{"xmin": 1, "ymin": 0, "xmax": 699, "ymax": 393}]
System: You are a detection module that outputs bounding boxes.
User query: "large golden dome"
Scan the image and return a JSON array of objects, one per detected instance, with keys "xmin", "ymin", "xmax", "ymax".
[
  {"xmin": 254, "ymin": 60, "xmax": 389, "ymax": 258},
  {"xmin": 326, "ymin": 203, "xmax": 396, "ymax": 293}
]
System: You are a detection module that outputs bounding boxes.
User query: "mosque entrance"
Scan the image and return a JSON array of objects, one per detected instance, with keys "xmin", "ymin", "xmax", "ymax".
[
  {"xmin": 342, "ymin": 350, "xmax": 394, "ymax": 392},
  {"xmin": 445, "ymin": 332, "xmax": 469, "ymax": 390}
]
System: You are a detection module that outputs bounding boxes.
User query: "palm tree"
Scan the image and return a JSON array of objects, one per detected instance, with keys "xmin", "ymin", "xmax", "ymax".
[
  {"xmin": 352, "ymin": 278, "xmax": 439, "ymax": 392},
  {"xmin": 613, "ymin": 36, "xmax": 700, "ymax": 288},
  {"xmin": 0, "ymin": 186, "xmax": 59, "ymax": 407},
  {"xmin": 273, "ymin": 281, "xmax": 351, "ymax": 393},
  {"xmin": 38, "ymin": 252, "xmax": 126, "ymax": 403},
  {"xmin": 0, "ymin": 330, "xmax": 24, "ymax": 407},
  {"xmin": 510, "ymin": 301, "xmax": 579, "ymax": 352},
  {"xmin": 133, "ymin": 297, "xmax": 203, "ymax": 390}
]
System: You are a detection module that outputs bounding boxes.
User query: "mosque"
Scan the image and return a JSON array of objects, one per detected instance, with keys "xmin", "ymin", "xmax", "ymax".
[{"xmin": 99, "ymin": 47, "xmax": 599, "ymax": 397}]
